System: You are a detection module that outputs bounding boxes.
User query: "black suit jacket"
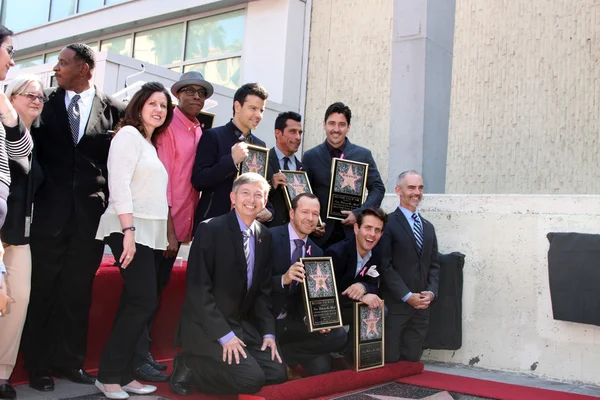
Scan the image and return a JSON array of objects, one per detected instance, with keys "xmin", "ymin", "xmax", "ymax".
[
  {"xmin": 31, "ymin": 87, "xmax": 124, "ymax": 237},
  {"xmin": 269, "ymin": 224, "xmax": 322, "ymax": 318},
  {"xmin": 177, "ymin": 211, "xmax": 275, "ymax": 358},
  {"xmin": 379, "ymin": 208, "xmax": 440, "ymax": 312},
  {"xmin": 266, "ymin": 148, "xmax": 302, "ymax": 228},
  {"xmin": 191, "ymin": 120, "xmax": 272, "ymax": 232},
  {"xmin": 302, "ymin": 139, "xmax": 385, "ymax": 246},
  {"xmin": 325, "ymin": 236, "xmax": 381, "ymax": 309}
]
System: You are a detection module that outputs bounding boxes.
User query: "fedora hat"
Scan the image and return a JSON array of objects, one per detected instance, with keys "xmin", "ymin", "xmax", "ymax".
[{"xmin": 171, "ymin": 71, "xmax": 214, "ymax": 98}]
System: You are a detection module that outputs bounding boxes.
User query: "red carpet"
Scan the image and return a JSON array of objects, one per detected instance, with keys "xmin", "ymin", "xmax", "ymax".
[
  {"xmin": 10, "ymin": 255, "xmax": 187, "ymax": 384},
  {"xmin": 397, "ymin": 371, "xmax": 598, "ymax": 400}
]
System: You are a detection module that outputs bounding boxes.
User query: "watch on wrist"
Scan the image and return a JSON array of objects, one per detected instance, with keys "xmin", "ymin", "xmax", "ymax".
[{"xmin": 122, "ymin": 226, "xmax": 136, "ymax": 233}]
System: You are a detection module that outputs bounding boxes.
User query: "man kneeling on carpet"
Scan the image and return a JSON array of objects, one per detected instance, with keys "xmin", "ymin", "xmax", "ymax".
[
  {"xmin": 269, "ymin": 193, "xmax": 347, "ymax": 377},
  {"xmin": 325, "ymin": 207, "xmax": 386, "ymax": 361},
  {"xmin": 170, "ymin": 173, "xmax": 286, "ymax": 395}
]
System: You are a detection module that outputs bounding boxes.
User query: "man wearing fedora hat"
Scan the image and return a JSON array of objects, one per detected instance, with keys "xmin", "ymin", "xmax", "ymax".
[{"xmin": 130, "ymin": 71, "xmax": 214, "ymax": 383}]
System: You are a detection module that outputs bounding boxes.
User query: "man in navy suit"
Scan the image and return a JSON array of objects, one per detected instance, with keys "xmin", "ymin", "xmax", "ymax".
[
  {"xmin": 302, "ymin": 102, "xmax": 385, "ymax": 250},
  {"xmin": 266, "ymin": 111, "xmax": 303, "ymax": 227},
  {"xmin": 269, "ymin": 193, "xmax": 346, "ymax": 375},
  {"xmin": 380, "ymin": 171, "xmax": 440, "ymax": 363},
  {"xmin": 325, "ymin": 208, "xmax": 386, "ymax": 356},
  {"xmin": 191, "ymin": 83, "xmax": 273, "ymax": 232}
]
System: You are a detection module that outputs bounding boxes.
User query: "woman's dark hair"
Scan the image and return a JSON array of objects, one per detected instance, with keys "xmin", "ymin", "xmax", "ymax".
[
  {"xmin": 115, "ymin": 82, "xmax": 173, "ymax": 145},
  {"xmin": 0, "ymin": 25, "xmax": 14, "ymax": 45}
]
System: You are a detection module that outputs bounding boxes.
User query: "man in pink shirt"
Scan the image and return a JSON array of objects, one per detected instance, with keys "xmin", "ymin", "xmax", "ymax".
[{"xmin": 131, "ymin": 71, "xmax": 214, "ymax": 383}]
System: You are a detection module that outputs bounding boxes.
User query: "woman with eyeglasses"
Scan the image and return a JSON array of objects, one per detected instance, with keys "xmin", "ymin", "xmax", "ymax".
[{"xmin": 0, "ymin": 25, "xmax": 36, "ymax": 400}]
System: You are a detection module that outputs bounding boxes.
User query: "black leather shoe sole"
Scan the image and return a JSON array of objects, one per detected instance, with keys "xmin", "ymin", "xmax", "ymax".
[
  {"xmin": 0, "ymin": 383, "xmax": 17, "ymax": 399},
  {"xmin": 28, "ymin": 377, "xmax": 54, "ymax": 392}
]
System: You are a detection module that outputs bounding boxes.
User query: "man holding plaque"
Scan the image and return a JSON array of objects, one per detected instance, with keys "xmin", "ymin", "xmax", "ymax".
[
  {"xmin": 191, "ymin": 83, "xmax": 273, "ymax": 232},
  {"xmin": 266, "ymin": 111, "xmax": 303, "ymax": 227},
  {"xmin": 380, "ymin": 171, "xmax": 440, "ymax": 363},
  {"xmin": 269, "ymin": 193, "xmax": 347, "ymax": 376},
  {"xmin": 170, "ymin": 173, "xmax": 286, "ymax": 395},
  {"xmin": 302, "ymin": 102, "xmax": 385, "ymax": 250}
]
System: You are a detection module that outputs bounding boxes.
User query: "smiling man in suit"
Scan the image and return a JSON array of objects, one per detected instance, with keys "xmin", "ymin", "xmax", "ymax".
[
  {"xmin": 269, "ymin": 193, "xmax": 346, "ymax": 376},
  {"xmin": 302, "ymin": 102, "xmax": 385, "ymax": 250},
  {"xmin": 170, "ymin": 173, "xmax": 286, "ymax": 396},
  {"xmin": 380, "ymin": 170, "xmax": 440, "ymax": 363},
  {"xmin": 266, "ymin": 111, "xmax": 304, "ymax": 227},
  {"xmin": 21, "ymin": 43, "xmax": 124, "ymax": 391}
]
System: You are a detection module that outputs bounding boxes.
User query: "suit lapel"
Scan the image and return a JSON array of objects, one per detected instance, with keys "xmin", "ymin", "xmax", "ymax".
[
  {"xmin": 48, "ymin": 89, "xmax": 72, "ymax": 145},
  {"xmin": 85, "ymin": 92, "xmax": 107, "ymax": 135},
  {"xmin": 347, "ymin": 239, "xmax": 358, "ymax": 281},
  {"xmin": 295, "ymin": 156, "xmax": 303, "ymax": 171},
  {"xmin": 395, "ymin": 209, "xmax": 420, "ymax": 255},
  {"xmin": 252, "ymin": 223, "xmax": 267, "ymax": 289},
  {"xmin": 268, "ymin": 147, "xmax": 280, "ymax": 173},
  {"xmin": 227, "ymin": 212, "xmax": 248, "ymax": 282},
  {"xmin": 281, "ymin": 227, "xmax": 292, "ymax": 265}
]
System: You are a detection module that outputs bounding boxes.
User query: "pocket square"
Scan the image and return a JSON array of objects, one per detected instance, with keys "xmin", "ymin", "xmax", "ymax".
[{"xmin": 366, "ymin": 265, "xmax": 380, "ymax": 278}]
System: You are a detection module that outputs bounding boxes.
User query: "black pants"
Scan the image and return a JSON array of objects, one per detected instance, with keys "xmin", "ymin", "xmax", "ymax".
[
  {"xmin": 132, "ymin": 243, "xmax": 181, "ymax": 367},
  {"xmin": 278, "ymin": 316, "xmax": 347, "ymax": 375},
  {"xmin": 385, "ymin": 305, "xmax": 429, "ymax": 363},
  {"xmin": 22, "ymin": 214, "xmax": 104, "ymax": 371},
  {"xmin": 97, "ymin": 233, "xmax": 159, "ymax": 385},
  {"xmin": 185, "ymin": 323, "xmax": 287, "ymax": 394}
]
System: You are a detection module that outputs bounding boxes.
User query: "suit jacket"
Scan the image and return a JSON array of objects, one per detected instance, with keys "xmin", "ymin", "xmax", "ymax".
[
  {"xmin": 302, "ymin": 139, "xmax": 385, "ymax": 246},
  {"xmin": 177, "ymin": 211, "xmax": 275, "ymax": 358},
  {"xmin": 324, "ymin": 236, "xmax": 381, "ymax": 309},
  {"xmin": 379, "ymin": 208, "xmax": 440, "ymax": 313},
  {"xmin": 266, "ymin": 148, "xmax": 302, "ymax": 228},
  {"xmin": 269, "ymin": 224, "xmax": 323, "ymax": 318},
  {"xmin": 31, "ymin": 87, "xmax": 124, "ymax": 237},
  {"xmin": 191, "ymin": 120, "xmax": 272, "ymax": 233}
]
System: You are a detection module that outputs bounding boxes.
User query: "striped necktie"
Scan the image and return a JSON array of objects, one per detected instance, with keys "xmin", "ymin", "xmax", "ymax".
[
  {"xmin": 412, "ymin": 213, "xmax": 423, "ymax": 253},
  {"xmin": 242, "ymin": 229, "xmax": 252, "ymax": 287},
  {"xmin": 68, "ymin": 94, "xmax": 81, "ymax": 145}
]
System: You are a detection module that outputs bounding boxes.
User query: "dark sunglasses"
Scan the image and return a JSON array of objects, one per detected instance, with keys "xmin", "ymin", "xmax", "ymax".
[{"xmin": 178, "ymin": 87, "xmax": 207, "ymax": 98}]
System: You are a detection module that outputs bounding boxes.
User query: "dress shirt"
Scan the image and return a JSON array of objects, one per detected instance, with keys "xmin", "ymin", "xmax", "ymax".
[
  {"xmin": 356, "ymin": 249, "xmax": 372, "ymax": 277},
  {"xmin": 156, "ymin": 107, "xmax": 202, "ymax": 242},
  {"xmin": 65, "ymin": 87, "xmax": 95, "ymax": 143},
  {"xmin": 273, "ymin": 146, "xmax": 297, "ymax": 171},
  {"xmin": 282, "ymin": 223, "xmax": 308, "ymax": 288},
  {"xmin": 397, "ymin": 205, "xmax": 433, "ymax": 302},
  {"xmin": 325, "ymin": 139, "xmax": 347, "ymax": 159},
  {"xmin": 219, "ymin": 212, "xmax": 274, "ymax": 344}
]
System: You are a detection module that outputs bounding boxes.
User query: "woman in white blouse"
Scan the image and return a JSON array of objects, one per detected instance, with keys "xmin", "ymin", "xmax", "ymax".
[{"xmin": 94, "ymin": 82, "xmax": 173, "ymax": 399}]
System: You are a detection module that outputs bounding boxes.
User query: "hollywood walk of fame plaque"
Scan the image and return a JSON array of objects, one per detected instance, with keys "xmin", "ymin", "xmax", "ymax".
[
  {"xmin": 327, "ymin": 158, "xmax": 368, "ymax": 220},
  {"xmin": 237, "ymin": 145, "xmax": 270, "ymax": 179},
  {"xmin": 354, "ymin": 301, "xmax": 385, "ymax": 371},
  {"xmin": 300, "ymin": 257, "xmax": 343, "ymax": 332},
  {"xmin": 280, "ymin": 170, "xmax": 323, "ymax": 226}
]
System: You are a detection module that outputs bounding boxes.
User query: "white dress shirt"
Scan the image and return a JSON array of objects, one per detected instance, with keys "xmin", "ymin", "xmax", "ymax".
[{"xmin": 65, "ymin": 86, "xmax": 96, "ymax": 144}]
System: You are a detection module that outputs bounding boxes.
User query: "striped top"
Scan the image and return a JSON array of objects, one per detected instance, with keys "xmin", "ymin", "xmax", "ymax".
[{"xmin": 0, "ymin": 120, "xmax": 34, "ymax": 191}]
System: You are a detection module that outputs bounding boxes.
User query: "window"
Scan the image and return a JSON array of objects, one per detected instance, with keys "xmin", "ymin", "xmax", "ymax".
[
  {"xmin": 50, "ymin": 0, "xmax": 76, "ymax": 21},
  {"xmin": 184, "ymin": 57, "xmax": 241, "ymax": 90},
  {"xmin": 101, "ymin": 35, "xmax": 132, "ymax": 57},
  {"xmin": 185, "ymin": 9, "xmax": 244, "ymax": 60},
  {"xmin": 44, "ymin": 51, "xmax": 60, "ymax": 64},
  {"xmin": 13, "ymin": 55, "xmax": 44, "ymax": 70},
  {"xmin": 77, "ymin": 0, "xmax": 103, "ymax": 13},
  {"xmin": 134, "ymin": 23, "xmax": 183, "ymax": 66}
]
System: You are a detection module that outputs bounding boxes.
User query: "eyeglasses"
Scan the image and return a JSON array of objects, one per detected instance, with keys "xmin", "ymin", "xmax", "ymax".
[
  {"xmin": 179, "ymin": 87, "xmax": 207, "ymax": 99},
  {"xmin": 1, "ymin": 45, "xmax": 15, "ymax": 60},
  {"xmin": 18, "ymin": 93, "xmax": 47, "ymax": 103}
]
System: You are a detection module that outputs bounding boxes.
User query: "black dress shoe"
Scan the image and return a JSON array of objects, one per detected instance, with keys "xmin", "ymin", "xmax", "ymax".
[
  {"xmin": 146, "ymin": 352, "xmax": 167, "ymax": 371},
  {"xmin": 0, "ymin": 383, "xmax": 16, "ymax": 400},
  {"xmin": 170, "ymin": 353, "xmax": 192, "ymax": 396},
  {"xmin": 132, "ymin": 363, "xmax": 169, "ymax": 383},
  {"xmin": 52, "ymin": 368, "xmax": 96, "ymax": 385},
  {"xmin": 28, "ymin": 371, "xmax": 54, "ymax": 392}
]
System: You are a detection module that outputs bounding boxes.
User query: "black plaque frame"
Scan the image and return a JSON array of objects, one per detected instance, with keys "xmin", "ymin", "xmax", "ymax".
[
  {"xmin": 300, "ymin": 257, "xmax": 343, "ymax": 332},
  {"xmin": 354, "ymin": 301, "xmax": 385, "ymax": 372},
  {"xmin": 237, "ymin": 145, "xmax": 270, "ymax": 179},
  {"xmin": 280, "ymin": 170, "xmax": 323, "ymax": 226},
  {"xmin": 327, "ymin": 158, "xmax": 368, "ymax": 221}
]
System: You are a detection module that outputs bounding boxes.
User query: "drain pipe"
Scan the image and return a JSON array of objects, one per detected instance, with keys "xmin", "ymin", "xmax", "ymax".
[{"xmin": 298, "ymin": 0, "xmax": 312, "ymax": 158}]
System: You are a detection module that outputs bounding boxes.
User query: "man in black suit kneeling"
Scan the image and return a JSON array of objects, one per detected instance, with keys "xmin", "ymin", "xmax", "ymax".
[
  {"xmin": 170, "ymin": 173, "xmax": 286, "ymax": 395},
  {"xmin": 270, "ymin": 193, "xmax": 347, "ymax": 376}
]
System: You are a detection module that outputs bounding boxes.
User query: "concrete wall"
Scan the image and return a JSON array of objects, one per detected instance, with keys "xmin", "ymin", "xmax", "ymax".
[
  {"xmin": 380, "ymin": 193, "xmax": 600, "ymax": 386},
  {"xmin": 446, "ymin": 0, "xmax": 600, "ymax": 194},
  {"xmin": 302, "ymin": 0, "xmax": 393, "ymax": 185}
]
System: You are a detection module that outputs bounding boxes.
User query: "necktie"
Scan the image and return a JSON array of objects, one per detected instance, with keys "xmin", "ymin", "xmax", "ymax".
[
  {"xmin": 283, "ymin": 156, "xmax": 290, "ymax": 170},
  {"xmin": 68, "ymin": 94, "xmax": 81, "ymax": 145},
  {"xmin": 412, "ymin": 213, "xmax": 423, "ymax": 253},
  {"xmin": 290, "ymin": 239, "xmax": 304, "ymax": 288},
  {"xmin": 242, "ymin": 229, "xmax": 252, "ymax": 288}
]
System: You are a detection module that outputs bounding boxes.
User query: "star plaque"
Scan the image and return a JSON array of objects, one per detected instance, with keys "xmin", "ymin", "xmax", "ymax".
[
  {"xmin": 354, "ymin": 301, "xmax": 385, "ymax": 371},
  {"xmin": 280, "ymin": 170, "xmax": 323, "ymax": 226},
  {"xmin": 327, "ymin": 158, "xmax": 368, "ymax": 220},
  {"xmin": 300, "ymin": 257, "xmax": 343, "ymax": 332},
  {"xmin": 237, "ymin": 144, "xmax": 269, "ymax": 179}
]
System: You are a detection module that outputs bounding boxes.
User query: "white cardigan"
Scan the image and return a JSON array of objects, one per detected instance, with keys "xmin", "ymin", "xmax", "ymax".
[{"xmin": 96, "ymin": 125, "xmax": 169, "ymax": 250}]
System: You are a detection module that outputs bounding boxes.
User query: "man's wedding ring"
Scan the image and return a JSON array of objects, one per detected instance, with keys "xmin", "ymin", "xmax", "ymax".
[{"xmin": 126, "ymin": 255, "xmax": 131, "ymax": 258}]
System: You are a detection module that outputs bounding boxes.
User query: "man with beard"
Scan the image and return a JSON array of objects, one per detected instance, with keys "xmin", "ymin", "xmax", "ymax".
[
  {"xmin": 269, "ymin": 193, "xmax": 346, "ymax": 376},
  {"xmin": 266, "ymin": 112, "xmax": 303, "ymax": 227},
  {"xmin": 380, "ymin": 171, "xmax": 440, "ymax": 363}
]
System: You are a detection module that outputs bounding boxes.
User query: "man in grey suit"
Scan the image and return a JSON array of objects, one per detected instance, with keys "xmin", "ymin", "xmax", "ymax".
[
  {"xmin": 302, "ymin": 102, "xmax": 385, "ymax": 250},
  {"xmin": 379, "ymin": 170, "xmax": 440, "ymax": 363}
]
